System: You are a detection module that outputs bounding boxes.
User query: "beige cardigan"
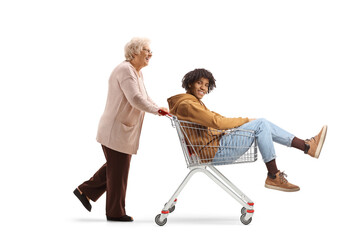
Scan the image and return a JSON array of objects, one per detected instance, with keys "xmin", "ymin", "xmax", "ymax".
[{"xmin": 96, "ymin": 61, "xmax": 159, "ymax": 154}]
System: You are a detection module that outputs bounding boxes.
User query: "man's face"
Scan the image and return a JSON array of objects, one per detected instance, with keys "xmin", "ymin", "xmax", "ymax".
[{"xmin": 188, "ymin": 77, "xmax": 209, "ymax": 99}]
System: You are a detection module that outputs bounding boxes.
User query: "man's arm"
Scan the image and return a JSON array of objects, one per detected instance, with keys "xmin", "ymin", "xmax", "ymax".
[{"xmin": 176, "ymin": 100, "xmax": 249, "ymax": 130}]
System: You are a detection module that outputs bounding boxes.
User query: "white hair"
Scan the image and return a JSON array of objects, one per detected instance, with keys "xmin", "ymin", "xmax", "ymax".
[{"xmin": 124, "ymin": 37, "xmax": 151, "ymax": 61}]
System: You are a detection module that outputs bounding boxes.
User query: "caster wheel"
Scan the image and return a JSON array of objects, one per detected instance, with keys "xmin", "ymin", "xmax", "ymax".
[
  {"xmin": 164, "ymin": 203, "xmax": 176, "ymax": 213},
  {"xmin": 169, "ymin": 205, "xmax": 175, "ymax": 213},
  {"xmin": 241, "ymin": 207, "xmax": 246, "ymax": 215},
  {"xmin": 240, "ymin": 214, "xmax": 252, "ymax": 225},
  {"xmin": 155, "ymin": 214, "xmax": 167, "ymax": 226}
]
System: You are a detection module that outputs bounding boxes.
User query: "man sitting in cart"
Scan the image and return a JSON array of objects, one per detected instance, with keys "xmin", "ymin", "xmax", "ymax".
[{"xmin": 167, "ymin": 68, "xmax": 327, "ymax": 192}]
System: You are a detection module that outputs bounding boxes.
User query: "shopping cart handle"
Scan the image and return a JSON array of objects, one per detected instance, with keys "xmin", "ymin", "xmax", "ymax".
[{"xmin": 158, "ymin": 109, "xmax": 171, "ymax": 116}]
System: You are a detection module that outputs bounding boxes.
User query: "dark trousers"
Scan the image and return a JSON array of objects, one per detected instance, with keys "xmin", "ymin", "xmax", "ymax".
[{"xmin": 78, "ymin": 145, "xmax": 132, "ymax": 218}]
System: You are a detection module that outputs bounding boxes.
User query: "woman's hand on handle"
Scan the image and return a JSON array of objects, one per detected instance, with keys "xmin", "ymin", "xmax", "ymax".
[{"xmin": 158, "ymin": 107, "xmax": 169, "ymax": 116}]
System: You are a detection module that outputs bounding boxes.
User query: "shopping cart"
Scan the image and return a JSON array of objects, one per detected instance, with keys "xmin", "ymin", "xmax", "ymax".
[{"xmin": 155, "ymin": 110, "xmax": 258, "ymax": 226}]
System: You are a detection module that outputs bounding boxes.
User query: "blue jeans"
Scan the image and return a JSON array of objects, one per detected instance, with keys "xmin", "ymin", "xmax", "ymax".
[{"xmin": 213, "ymin": 118, "xmax": 295, "ymax": 163}]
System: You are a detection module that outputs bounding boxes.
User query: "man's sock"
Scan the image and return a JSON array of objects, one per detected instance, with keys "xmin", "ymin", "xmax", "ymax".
[
  {"xmin": 291, "ymin": 137, "xmax": 306, "ymax": 152},
  {"xmin": 266, "ymin": 159, "xmax": 279, "ymax": 179}
]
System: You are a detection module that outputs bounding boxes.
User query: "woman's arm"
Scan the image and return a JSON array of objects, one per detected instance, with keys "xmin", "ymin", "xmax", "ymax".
[{"xmin": 120, "ymin": 71, "xmax": 159, "ymax": 115}]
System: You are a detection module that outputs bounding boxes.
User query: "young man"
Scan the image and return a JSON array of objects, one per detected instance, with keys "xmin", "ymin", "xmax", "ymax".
[{"xmin": 167, "ymin": 68, "xmax": 327, "ymax": 192}]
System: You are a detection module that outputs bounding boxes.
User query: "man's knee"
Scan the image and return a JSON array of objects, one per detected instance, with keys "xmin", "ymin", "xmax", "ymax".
[
  {"xmin": 257, "ymin": 118, "xmax": 268, "ymax": 124},
  {"xmin": 256, "ymin": 118, "xmax": 271, "ymax": 129}
]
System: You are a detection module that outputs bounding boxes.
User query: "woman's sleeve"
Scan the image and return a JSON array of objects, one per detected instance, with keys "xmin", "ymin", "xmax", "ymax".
[
  {"xmin": 119, "ymin": 69, "xmax": 159, "ymax": 115},
  {"xmin": 147, "ymin": 95, "xmax": 159, "ymax": 108}
]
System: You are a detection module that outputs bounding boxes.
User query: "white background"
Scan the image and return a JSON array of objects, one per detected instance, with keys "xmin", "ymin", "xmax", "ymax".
[{"xmin": 1, "ymin": 0, "xmax": 359, "ymax": 239}]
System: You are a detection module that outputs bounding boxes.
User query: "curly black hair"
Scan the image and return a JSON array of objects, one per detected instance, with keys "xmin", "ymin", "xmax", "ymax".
[{"xmin": 181, "ymin": 68, "xmax": 216, "ymax": 93}]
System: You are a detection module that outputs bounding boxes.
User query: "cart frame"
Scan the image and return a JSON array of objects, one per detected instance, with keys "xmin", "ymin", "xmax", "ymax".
[{"xmin": 155, "ymin": 112, "xmax": 257, "ymax": 226}]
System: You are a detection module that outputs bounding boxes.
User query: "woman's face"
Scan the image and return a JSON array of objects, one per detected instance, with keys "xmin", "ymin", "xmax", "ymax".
[
  {"xmin": 133, "ymin": 45, "xmax": 152, "ymax": 68},
  {"xmin": 188, "ymin": 77, "xmax": 209, "ymax": 100}
]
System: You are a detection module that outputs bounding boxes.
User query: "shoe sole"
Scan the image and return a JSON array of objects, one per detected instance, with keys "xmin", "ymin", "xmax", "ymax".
[
  {"xmin": 107, "ymin": 216, "xmax": 134, "ymax": 222},
  {"xmin": 314, "ymin": 125, "xmax": 328, "ymax": 158},
  {"xmin": 265, "ymin": 184, "xmax": 300, "ymax": 192}
]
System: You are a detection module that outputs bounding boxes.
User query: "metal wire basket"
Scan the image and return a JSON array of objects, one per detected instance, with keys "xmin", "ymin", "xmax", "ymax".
[{"xmin": 173, "ymin": 117, "xmax": 258, "ymax": 168}]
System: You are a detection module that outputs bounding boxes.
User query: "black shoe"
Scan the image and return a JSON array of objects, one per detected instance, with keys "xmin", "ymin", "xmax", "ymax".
[
  {"xmin": 107, "ymin": 215, "xmax": 134, "ymax": 222},
  {"xmin": 73, "ymin": 188, "xmax": 92, "ymax": 212}
]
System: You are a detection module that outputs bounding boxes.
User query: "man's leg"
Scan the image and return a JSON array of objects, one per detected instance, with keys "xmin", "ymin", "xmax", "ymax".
[
  {"xmin": 238, "ymin": 119, "xmax": 300, "ymax": 192},
  {"xmin": 256, "ymin": 118, "xmax": 328, "ymax": 158}
]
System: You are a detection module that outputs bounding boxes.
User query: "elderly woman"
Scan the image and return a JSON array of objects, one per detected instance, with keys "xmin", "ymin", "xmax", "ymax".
[
  {"xmin": 167, "ymin": 68, "xmax": 327, "ymax": 192},
  {"xmin": 74, "ymin": 37, "xmax": 168, "ymax": 221}
]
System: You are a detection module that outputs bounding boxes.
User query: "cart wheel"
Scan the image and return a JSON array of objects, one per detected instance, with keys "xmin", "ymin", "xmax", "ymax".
[
  {"xmin": 169, "ymin": 205, "xmax": 175, "ymax": 213},
  {"xmin": 164, "ymin": 203, "xmax": 176, "ymax": 213},
  {"xmin": 240, "ymin": 214, "xmax": 252, "ymax": 225},
  {"xmin": 155, "ymin": 214, "xmax": 167, "ymax": 226},
  {"xmin": 241, "ymin": 207, "xmax": 246, "ymax": 215}
]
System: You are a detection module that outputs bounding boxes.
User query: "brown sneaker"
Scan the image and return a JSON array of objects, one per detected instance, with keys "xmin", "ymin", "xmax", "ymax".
[
  {"xmin": 265, "ymin": 171, "xmax": 300, "ymax": 192},
  {"xmin": 305, "ymin": 125, "xmax": 328, "ymax": 158}
]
